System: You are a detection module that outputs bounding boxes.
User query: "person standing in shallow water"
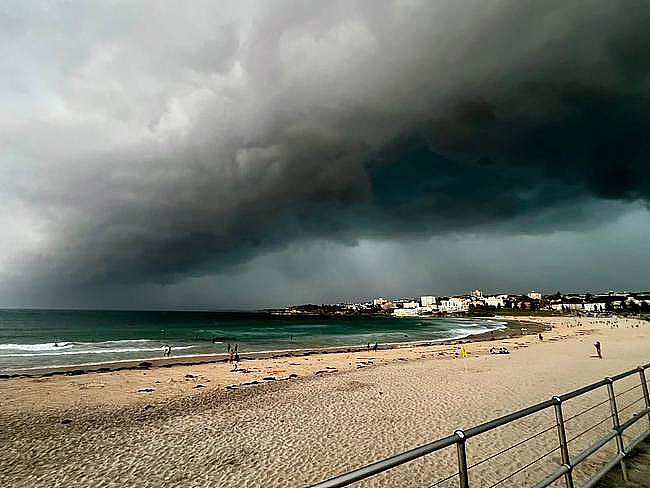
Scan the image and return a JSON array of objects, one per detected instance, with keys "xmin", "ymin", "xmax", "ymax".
[{"xmin": 594, "ymin": 341, "xmax": 602, "ymax": 359}]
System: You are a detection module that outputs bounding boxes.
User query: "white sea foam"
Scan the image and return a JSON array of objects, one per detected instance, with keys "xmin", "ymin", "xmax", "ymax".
[
  {"xmin": 0, "ymin": 342, "xmax": 74, "ymax": 351},
  {"xmin": 0, "ymin": 340, "xmax": 197, "ymax": 358},
  {"xmin": 0, "ymin": 339, "xmax": 168, "ymax": 350},
  {"xmin": 0, "ymin": 345, "xmax": 197, "ymax": 358},
  {"xmin": 448, "ymin": 327, "xmax": 490, "ymax": 336}
]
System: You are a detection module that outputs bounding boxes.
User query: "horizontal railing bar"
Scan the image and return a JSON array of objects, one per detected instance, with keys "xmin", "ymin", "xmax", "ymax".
[
  {"xmin": 623, "ymin": 426, "xmax": 650, "ymax": 454},
  {"xmin": 580, "ymin": 453, "xmax": 625, "ymax": 488},
  {"xmin": 564, "ymin": 397, "xmax": 610, "ymax": 423},
  {"xmin": 308, "ymin": 434, "xmax": 460, "ymax": 488},
  {"xmin": 618, "ymin": 396, "xmax": 644, "ymax": 414},
  {"xmin": 558, "ymin": 379, "xmax": 608, "ymax": 402},
  {"xmin": 618, "ymin": 407, "xmax": 650, "ymax": 431},
  {"xmin": 567, "ymin": 414, "xmax": 612, "ymax": 444},
  {"xmin": 578, "ymin": 424, "xmax": 650, "ymax": 488},
  {"xmin": 463, "ymin": 399, "xmax": 556, "ymax": 439},
  {"xmin": 427, "ymin": 470, "xmax": 459, "ymax": 488},
  {"xmin": 486, "ymin": 446, "xmax": 560, "ymax": 488},
  {"xmin": 570, "ymin": 430, "xmax": 616, "ymax": 467},
  {"xmin": 614, "ymin": 382, "xmax": 641, "ymax": 398},
  {"xmin": 468, "ymin": 423, "xmax": 557, "ymax": 469},
  {"xmin": 610, "ymin": 368, "xmax": 639, "ymax": 382},
  {"xmin": 529, "ymin": 465, "xmax": 569, "ymax": 488}
]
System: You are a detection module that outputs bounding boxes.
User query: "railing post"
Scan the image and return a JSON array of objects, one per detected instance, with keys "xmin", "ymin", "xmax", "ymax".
[
  {"xmin": 639, "ymin": 366, "xmax": 650, "ymax": 427},
  {"xmin": 553, "ymin": 396, "xmax": 574, "ymax": 488},
  {"xmin": 455, "ymin": 430, "xmax": 470, "ymax": 488},
  {"xmin": 606, "ymin": 378, "xmax": 628, "ymax": 481}
]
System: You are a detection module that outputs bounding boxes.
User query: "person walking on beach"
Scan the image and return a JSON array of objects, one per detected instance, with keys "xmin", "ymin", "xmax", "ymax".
[
  {"xmin": 373, "ymin": 342, "xmax": 378, "ymax": 352},
  {"xmin": 594, "ymin": 341, "xmax": 602, "ymax": 359},
  {"xmin": 232, "ymin": 351, "xmax": 239, "ymax": 371}
]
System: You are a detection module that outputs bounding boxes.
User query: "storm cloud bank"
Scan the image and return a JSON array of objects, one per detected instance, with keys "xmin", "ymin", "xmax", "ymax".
[{"xmin": 2, "ymin": 0, "xmax": 650, "ymax": 298}]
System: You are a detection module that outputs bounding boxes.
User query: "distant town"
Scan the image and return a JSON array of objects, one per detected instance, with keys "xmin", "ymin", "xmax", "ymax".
[{"xmin": 271, "ymin": 290, "xmax": 650, "ymax": 317}]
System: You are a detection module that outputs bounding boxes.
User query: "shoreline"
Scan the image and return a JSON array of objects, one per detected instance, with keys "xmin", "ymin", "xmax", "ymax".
[
  {"xmin": 2, "ymin": 316, "xmax": 648, "ymax": 488},
  {"xmin": 0, "ymin": 318, "xmax": 543, "ymax": 378},
  {"xmin": 0, "ymin": 317, "xmax": 650, "ymax": 488}
]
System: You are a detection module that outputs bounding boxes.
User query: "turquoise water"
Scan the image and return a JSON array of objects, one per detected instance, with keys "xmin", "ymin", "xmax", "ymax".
[{"xmin": 0, "ymin": 310, "xmax": 507, "ymax": 372}]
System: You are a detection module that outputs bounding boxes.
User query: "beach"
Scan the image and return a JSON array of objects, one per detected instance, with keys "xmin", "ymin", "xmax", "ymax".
[
  {"xmin": 0, "ymin": 311, "xmax": 510, "ymax": 373},
  {"xmin": 1, "ymin": 316, "xmax": 649, "ymax": 487}
]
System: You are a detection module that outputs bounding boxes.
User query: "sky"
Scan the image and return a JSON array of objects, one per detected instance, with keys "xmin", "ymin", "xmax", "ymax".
[{"xmin": 1, "ymin": 0, "xmax": 649, "ymax": 310}]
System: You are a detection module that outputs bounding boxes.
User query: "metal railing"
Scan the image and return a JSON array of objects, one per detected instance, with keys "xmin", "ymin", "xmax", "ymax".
[{"xmin": 308, "ymin": 363, "xmax": 650, "ymax": 488}]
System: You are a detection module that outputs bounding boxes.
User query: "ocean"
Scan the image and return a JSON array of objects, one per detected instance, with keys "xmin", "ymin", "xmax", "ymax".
[{"xmin": 0, "ymin": 309, "xmax": 507, "ymax": 372}]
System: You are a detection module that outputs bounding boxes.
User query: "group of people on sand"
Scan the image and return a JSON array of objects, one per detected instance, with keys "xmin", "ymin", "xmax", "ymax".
[
  {"xmin": 366, "ymin": 342, "xmax": 378, "ymax": 352},
  {"xmin": 227, "ymin": 343, "xmax": 240, "ymax": 371}
]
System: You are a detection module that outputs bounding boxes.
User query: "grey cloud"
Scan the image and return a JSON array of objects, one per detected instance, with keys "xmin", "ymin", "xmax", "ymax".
[
  {"xmin": 1, "ymin": 0, "xmax": 650, "ymax": 299},
  {"xmin": 5, "ymin": 205, "xmax": 648, "ymax": 310}
]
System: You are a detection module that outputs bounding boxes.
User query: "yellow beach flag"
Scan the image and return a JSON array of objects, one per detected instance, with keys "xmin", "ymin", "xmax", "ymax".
[{"xmin": 460, "ymin": 345, "xmax": 468, "ymax": 358}]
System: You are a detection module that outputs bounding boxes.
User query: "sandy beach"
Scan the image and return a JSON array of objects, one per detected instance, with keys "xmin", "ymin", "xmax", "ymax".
[{"xmin": 1, "ymin": 316, "xmax": 649, "ymax": 487}]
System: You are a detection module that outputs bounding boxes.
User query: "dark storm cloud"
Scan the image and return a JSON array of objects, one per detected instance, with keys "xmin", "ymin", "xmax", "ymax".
[{"xmin": 1, "ymin": 0, "xmax": 650, "ymax": 294}]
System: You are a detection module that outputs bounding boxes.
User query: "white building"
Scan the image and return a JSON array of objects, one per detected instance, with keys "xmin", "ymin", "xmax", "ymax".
[
  {"xmin": 626, "ymin": 296, "xmax": 650, "ymax": 307},
  {"xmin": 421, "ymin": 296, "xmax": 437, "ymax": 307},
  {"xmin": 584, "ymin": 302, "xmax": 606, "ymax": 312},
  {"xmin": 485, "ymin": 295, "xmax": 508, "ymax": 307},
  {"xmin": 439, "ymin": 297, "xmax": 469, "ymax": 313},
  {"xmin": 471, "ymin": 289, "xmax": 483, "ymax": 298},
  {"xmin": 373, "ymin": 298, "xmax": 386, "ymax": 307},
  {"xmin": 528, "ymin": 291, "xmax": 542, "ymax": 300},
  {"xmin": 418, "ymin": 305, "xmax": 437, "ymax": 313},
  {"xmin": 403, "ymin": 301, "xmax": 419, "ymax": 309},
  {"xmin": 393, "ymin": 308, "xmax": 419, "ymax": 317},
  {"xmin": 551, "ymin": 302, "xmax": 583, "ymax": 311}
]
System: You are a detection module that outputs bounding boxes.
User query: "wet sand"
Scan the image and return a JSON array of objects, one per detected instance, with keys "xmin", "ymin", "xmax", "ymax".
[{"xmin": 1, "ymin": 316, "xmax": 648, "ymax": 487}]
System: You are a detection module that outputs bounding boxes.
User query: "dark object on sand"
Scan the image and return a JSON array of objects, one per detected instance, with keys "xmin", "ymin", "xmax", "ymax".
[
  {"xmin": 66, "ymin": 370, "xmax": 85, "ymax": 376},
  {"xmin": 490, "ymin": 347, "xmax": 510, "ymax": 355}
]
